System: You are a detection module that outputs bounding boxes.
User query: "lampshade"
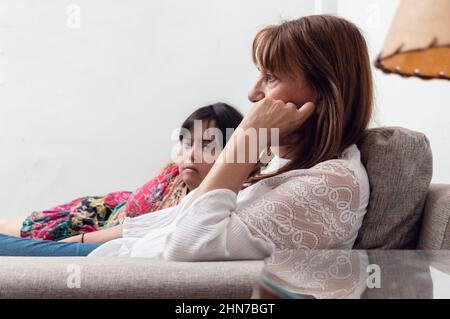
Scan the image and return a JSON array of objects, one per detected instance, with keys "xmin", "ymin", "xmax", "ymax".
[{"xmin": 375, "ymin": 0, "xmax": 450, "ymax": 80}]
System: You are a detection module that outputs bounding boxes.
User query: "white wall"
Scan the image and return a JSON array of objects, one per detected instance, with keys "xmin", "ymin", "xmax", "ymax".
[{"xmin": 0, "ymin": 0, "xmax": 449, "ymax": 217}]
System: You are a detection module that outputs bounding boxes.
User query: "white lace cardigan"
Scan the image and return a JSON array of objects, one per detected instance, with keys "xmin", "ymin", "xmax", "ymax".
[{"xmin": 88, "ymin": 144, "xmax": 370, "ymax": 260}]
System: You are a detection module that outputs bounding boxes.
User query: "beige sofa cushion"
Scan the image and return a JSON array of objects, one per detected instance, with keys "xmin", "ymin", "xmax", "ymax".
[
  {"xmin": 0, "ymin": 257, "xmax": 263, "ymax": 298},
  {"xmin": 354, "ymin": 127, "xmax": 433, "ymax": 249},
  {"xmin": 417, "ymin": 184, "xmax": 450, "ymax": 249}
]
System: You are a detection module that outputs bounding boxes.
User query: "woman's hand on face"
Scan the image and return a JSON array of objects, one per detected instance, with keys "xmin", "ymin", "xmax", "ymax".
[{"xmin": 240, "ymin": 97, "xmax": 316, "ymax": 146}]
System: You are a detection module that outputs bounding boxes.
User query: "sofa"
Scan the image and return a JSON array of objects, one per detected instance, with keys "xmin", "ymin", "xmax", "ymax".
[{"xmin": 0, "ymin": 127, "xmax": 449, "ymax": 298}]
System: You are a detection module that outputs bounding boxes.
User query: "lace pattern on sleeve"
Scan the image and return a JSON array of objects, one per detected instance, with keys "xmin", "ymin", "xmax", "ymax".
[{"xmin": 235, "ymin": 161, "xmax": 362, "ymax": 251}]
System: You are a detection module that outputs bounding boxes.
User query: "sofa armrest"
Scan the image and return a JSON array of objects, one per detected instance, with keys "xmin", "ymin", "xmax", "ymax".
[
  {"xmin": 417, "ymin": 183, "xmax": 450, "ymax": 250},
  {"xmin": 0, "ymin": 257, "xmax": 264, "ymax": 299}
]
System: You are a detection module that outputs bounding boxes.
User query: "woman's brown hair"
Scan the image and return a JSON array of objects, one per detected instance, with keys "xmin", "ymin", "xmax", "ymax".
[{"xmin": 247, "ymin": 15, "xmax": 373, "ymax": 184}]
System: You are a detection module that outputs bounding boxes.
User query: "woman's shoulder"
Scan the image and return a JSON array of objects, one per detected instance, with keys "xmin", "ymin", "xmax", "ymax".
[
  {"xmin": 306, "ymin": 144, "xmax": 365, "ymax": 181},
  {"xmin": 259, "ymin": 144, "xmax": 368, "ymax": 195}
]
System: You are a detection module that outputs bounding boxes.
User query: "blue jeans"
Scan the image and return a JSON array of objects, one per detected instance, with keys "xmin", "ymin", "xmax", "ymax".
[{"xmin": 0, "ymin": 233, "xmax": 101, "ymax": 256}]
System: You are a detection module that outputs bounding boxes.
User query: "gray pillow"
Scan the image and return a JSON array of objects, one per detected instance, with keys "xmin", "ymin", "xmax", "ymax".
[{"xmin": 353, "ymin": 127, "xmax": 433, "ymax": 249}]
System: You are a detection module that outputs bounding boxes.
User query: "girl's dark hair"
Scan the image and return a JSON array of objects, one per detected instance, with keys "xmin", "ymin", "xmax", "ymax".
[{"xmin": 179, "ymin": 102, "xmax": 243, "ymax": 147}]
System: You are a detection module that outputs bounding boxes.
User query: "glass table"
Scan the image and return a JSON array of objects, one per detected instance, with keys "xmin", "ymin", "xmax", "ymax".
[{"xmin": 253, "ymin": 249, "xmax": 450, "ymax": 299}]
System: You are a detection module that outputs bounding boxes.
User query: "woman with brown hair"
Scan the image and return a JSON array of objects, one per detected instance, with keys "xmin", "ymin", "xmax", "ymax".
[{"xmin": 0, "ymin": 15, "xmax": 372, "ymax": 258}]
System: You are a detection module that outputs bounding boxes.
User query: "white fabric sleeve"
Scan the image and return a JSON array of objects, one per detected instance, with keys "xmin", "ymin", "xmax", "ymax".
[
  {"xmin": 122, "ymin": 205, "xmax": 180, "ymax": 238},
  {"xmin": 162, "ymin": 189, "xmax": 273, "ymax": 261}
]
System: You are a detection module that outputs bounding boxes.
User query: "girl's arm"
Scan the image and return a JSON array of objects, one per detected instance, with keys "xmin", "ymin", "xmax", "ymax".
[{"xmin": 58, "ymin": 224, "xmax": 123, "ymax": 243}]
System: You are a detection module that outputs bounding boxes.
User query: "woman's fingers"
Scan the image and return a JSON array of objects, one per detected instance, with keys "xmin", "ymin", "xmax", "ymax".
[{"xmin": 240, "ymin": 98, "xmax": 316, "ymax": 147}]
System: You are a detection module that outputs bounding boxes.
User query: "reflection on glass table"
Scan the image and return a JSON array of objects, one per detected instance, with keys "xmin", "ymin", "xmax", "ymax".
[{"xmin": 253, "ymin": 249, "xmax": 450, "ymax": 299}]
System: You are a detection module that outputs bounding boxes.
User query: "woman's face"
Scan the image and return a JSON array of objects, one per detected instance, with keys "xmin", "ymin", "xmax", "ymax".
[
  {"xmin": 248, "ymin": 67, "xmax": 316, "ymax": 107},
  {"xmin": 248, "ymin": 67, "xmax": 317, "ymax": 158},
  {"xmin": 178, "ymin": 120, "xmax": 221, "ymax": 190}
]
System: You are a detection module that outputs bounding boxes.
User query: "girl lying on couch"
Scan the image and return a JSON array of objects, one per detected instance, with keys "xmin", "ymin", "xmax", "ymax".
[
  {"xmin": 0, "ymin": 15, "xmax": 371, "ymax": 259},
  {"xmin": 0, "ymin": 103, "xmax": 243, "ymax": 244}
]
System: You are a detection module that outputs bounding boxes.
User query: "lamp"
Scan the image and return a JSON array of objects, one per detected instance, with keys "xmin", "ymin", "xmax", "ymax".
[{"xmin": 375, "ymin": 0, "xmax": 450, "ymax": 80}]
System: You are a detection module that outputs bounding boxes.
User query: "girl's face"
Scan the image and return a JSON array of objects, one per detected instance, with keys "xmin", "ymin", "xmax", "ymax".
[{"xmin": 178, "ymin": 120, "xmax": 221, "ymax": 190}]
